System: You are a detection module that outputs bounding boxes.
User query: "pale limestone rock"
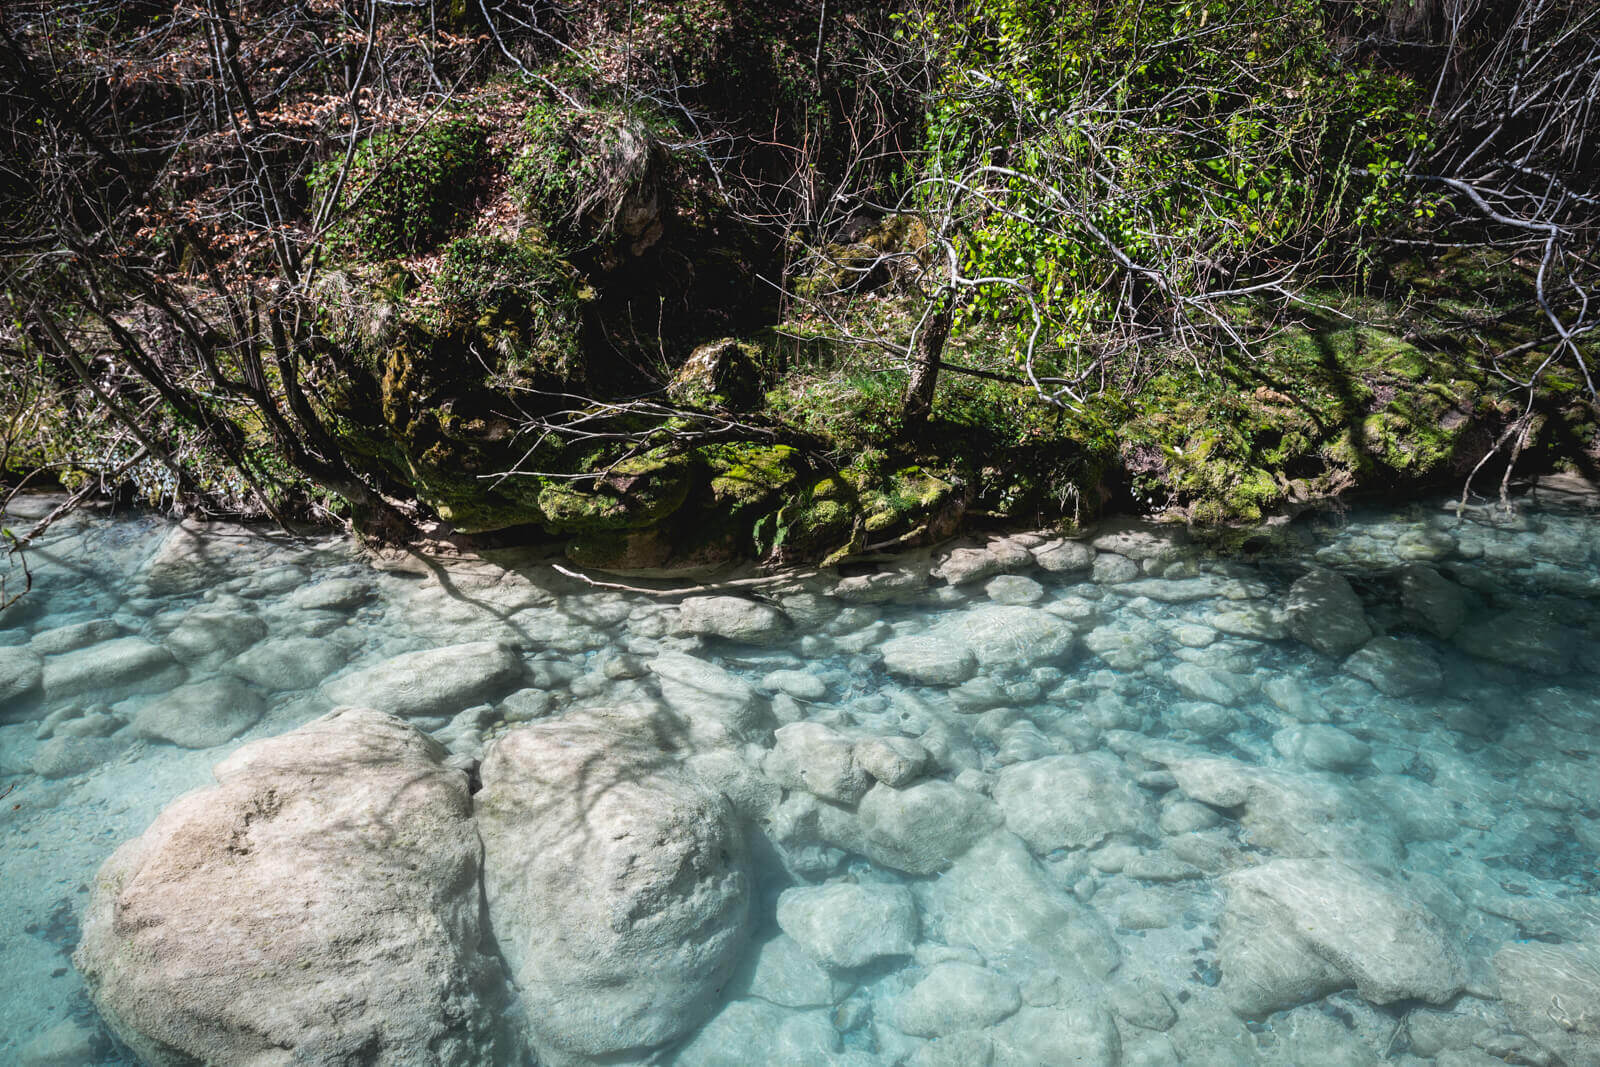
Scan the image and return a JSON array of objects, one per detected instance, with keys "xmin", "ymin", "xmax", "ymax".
[
  {"xmin": 1284, "ymin": 569, "xmax": 1372, "ymax": 658},
  {"xmin": 478, "ymin": 712, "xmax": 751, "ymax": 1062},
  {"xmin": 1342, "ymin": 635, "xmax": 1444, "ymax": 696},
  {"xmin": 764, "ymin": 721, "xmax": 871, "ymax": 804},
  {"xmin": 1220, "ymin": 858, "xmax": 1466, "ymax": 1016},
  {"xmin": 1032, "ymin": 539, "xmax": 1096, "ymax": 573},
  {"xmin": 916, "ymin": 833, "xmax": 1119, "ymax": 980},
  {"xmin": 993, "ymin": 753, "xmax": 1158, "ymax": 853},
  {"xmin": 677, "ymin": 595, "xmax": 792, "ymax": 644},
  {"xmin": 42, "ymin": 637, "xmax": 183, "ymax": 702},
  {"xmin": 74, "ymin": 709, "xmax": 512, "ymax": 1066},
  {"xmin": 776, "ymin": 882, "xmax": 917, "ymax": 969},
  {"xmin": 893, "ymin": 963, "xmax": 1022, "ymax": 1038},
  {"xmin": 322, "ymin": 641, "xmax": 523, "ymax": 718},
  {"xmin": 881, "ymin": 634, "xmax": 978, "ymax": 686}
]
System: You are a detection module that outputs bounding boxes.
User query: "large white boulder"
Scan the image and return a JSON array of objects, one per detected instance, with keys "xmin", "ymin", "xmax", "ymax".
[
  {"xmin": 73, "ymin": 708, "xmax": 512, "ymax": 1065},
  {"xmin": 477, "ymin": 712, "xmax": 752, "ymax": 1063}
]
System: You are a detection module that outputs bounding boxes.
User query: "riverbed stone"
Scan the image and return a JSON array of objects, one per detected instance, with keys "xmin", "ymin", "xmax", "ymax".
[
  {"xmin": 288, "ymin": 577, "xmax": 371, "ymax": 612},
  {"xmin": 1083, "ymin": 619, "xmax": 1165, "ymax": 669},
  {"xmin": 478, "ymin": 712, "xmax": 751, "ymax": 1062},
  {"xmin": 1220, "ymin": 858, "xmax": 1467, "ymax": 1016},
  {"xmin": 1170, "ymin": 662, "xmax": 1251, "ymax": 706},
  {"xmin": 993, "ymin": 753, "xmax": 1158, "ymax": 853},
  {"xmin": 1284, "ymin": 569, "xmax": 1372, "ymax": 658},
  {"xmin": 227, "ymin": 635, "xmax": 349, "ymax": 692},
  {"xmin": 931, "ymin": 605, "xmax": 1076, "ymax": 670},
  {"xmin": 136, "ymin": 520, "xmax": 282, "ymax": 597},
  {"xmin": 854, "ymin": 779, "xmax": 1004, "ymax": 875},
  {"xmin": 29, "ymin": 618, "xmax": 122, "ymax": 655},
  {"xmin": 1493, "ymin": 941, "xmax": 1600, "ymax": 1067},
  {"xmin": 854, "ymin": 735, "xmax": 930, "ymax": 787},
  {"xmin": 762, "ymin": 668, "xmax": 826, "ymax": 700},
  {"xmin": 1093, "ymin": 552, "xmax": 1140, "ymax": 584},
  {"xmin": 776, "ymin": 882, "xmax": 917, "ymax": 969},
  {"xmin": 163, "ymin": 609, "xmax": 268, "ymax": 666},
  {"xmin": 0, "ymin": 644, "xmax": 44, "ymax": 717},
  {"xmin": 991, "ymin": 1003, "xmax": 1121, "ymax": 1066},
  {"xmin": 1271, "ymin": 724, "xmax": 1371, "ymax": 771},
  {"xmin": 917, "ymin": 833, "xmax": 1119, "ymax": 980},
  {"xmin": 1399, "ymin": 565, "xmax": 1468, "ymax": 638},
  {"xmin": 677, "ymin": 595, "xmax": 792, "ymax": 644},
  {"xmin": 764, "ymin": 722, "xmax": 871, "ymax": 804},
  {"xmin": 324, "ymin": 640, "xmax": 522, "ymax": 719},
  {"xmin": 938, "ymin": 542, "xmax": 1033, "ymax": 585},
  {"xmin": 986, "ymin": 574, "xmax": 1045, "ymax": 604},
  {"xmin": 1166, "ymin": 756, "xmax": 1400, "ymax": 870},
  {"xmin": 131, "ymin": 676, "xmax": 266, "ymax": 748},
  {"xmin": 74, "ymin": 708, "xmax": 512, "ymax": 1066},
  {"xmin": 1455, "ymin": 608, "xmax": 1580, "ymax": 673},
  {"xmin": 30, "ymin": 735, "xmax": 127, "ymax": 779},
  {"xmin": 735, "ymin": 933, "xmax": 852, "ymax": 1008},
  {"xmin": 673, "ymin": 999, "xmax": 841, "ymax": 1067},
  {"xmin": 649, "ymin": 650, "xmax": 774, "ymax": 744},
  {"xmin": 881, "ymin": 634, "xmax": 978, "ymax": 686},
  {"xmin": 893, "ymin": 962, "xmax": 1022, "ymax": 1037},
  {"xmin": 1342, "ymin": 635, "xmax": 1444, "ymax": 696},
  {"xmin": 1032, "ymin": 539, "xmax": 1096, "ymax": 573},
  {"xmin": 42, "ymin": 637, "xmax": 182, "ymax": 702},
  {"xmin": 1210, "ymin": 604, "xmax": 1289, "ymax": 641}
]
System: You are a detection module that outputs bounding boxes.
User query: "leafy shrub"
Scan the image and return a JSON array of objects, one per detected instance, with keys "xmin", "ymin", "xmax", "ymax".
[{"xmin": 313, "ymin": 118, "xmax": 489, "ymax": 258}]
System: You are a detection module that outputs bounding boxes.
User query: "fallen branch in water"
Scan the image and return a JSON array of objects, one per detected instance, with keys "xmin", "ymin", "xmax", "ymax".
[{"xmin": 548, "ymin": 561, "xmax": 823, "ymax": 598}]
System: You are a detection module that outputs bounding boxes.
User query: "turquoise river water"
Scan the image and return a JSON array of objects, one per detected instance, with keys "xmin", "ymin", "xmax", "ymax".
[{"xmin": 1, "ymin": 482, "xmax": 1597, "ymax": 1066}]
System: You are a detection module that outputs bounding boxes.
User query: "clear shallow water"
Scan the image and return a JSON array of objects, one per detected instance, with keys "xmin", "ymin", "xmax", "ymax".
[{"xmin": 1, "ymin": 485, "xmax": 1598, "ymax": 1065}]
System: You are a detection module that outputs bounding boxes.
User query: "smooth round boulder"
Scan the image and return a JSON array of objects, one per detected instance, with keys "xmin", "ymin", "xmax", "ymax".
[
  {"xmin": 74, "ymin": 708, "xmax": 513, "ymax": 1066},
  {"xmin": 477, "ymin": 712, "xmax": 752, "ymax": 1063}
]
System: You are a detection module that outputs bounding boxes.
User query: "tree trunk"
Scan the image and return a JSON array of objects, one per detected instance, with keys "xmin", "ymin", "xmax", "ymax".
[{"xmin": 902, "ymin": 298, "xmax": 952, "ymax": 429}]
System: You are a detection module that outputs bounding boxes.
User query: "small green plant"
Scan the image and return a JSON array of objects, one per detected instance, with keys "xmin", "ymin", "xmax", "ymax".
[
  {"xmin": 428, "ymin": 235, "xmax": 586, "ymax": 383},
  {"xmin": 313, "ymin": 118, "xmax": 489, "ymax": 258}
]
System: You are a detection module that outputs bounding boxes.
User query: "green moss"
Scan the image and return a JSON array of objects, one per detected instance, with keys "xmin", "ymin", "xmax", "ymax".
[
  {"xmin": 536, "ymin": 449, "xmax": 692, "ymax": 533},
  {"xmin": 855, "ymin": 466, "xmax": 955, "ymax": 536},
  {"xmin": 311, "ymin": 118, "xmax": 489, "ymax": 258},
  {"xmin": 766, "ymin": 474, "xmax": 860, "ymax": 559},
  {"xmin": 427, "ymin": 236, "xmax": 588, "ymax": 384},
  {"xmin": 702, "ymin": 443, "xmax": 803, "ymax": 510}
]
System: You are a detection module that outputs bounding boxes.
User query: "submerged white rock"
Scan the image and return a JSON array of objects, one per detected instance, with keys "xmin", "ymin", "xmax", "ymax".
[
  {"xmin": 1220, "ymin": 858, "xmax": 1466, "ymax": 1017},
  {"xmin": 677, "ymin": 595, "xmax": 792, "ymax": 644},
  {"xmin": 74, "ymin": 708, "xmax": 513, "ymax": 1065},
  {"xmin": 1283, "ymin": 569, "xmax": 1372, "ymax": 658},
  {"xmin": 477, "ymin": 712, "xmax": 751, "ymax": 1063},
  {"xmin": 322, "ymin": 640, "xmax": 523, "ymax": 717},
  {"xmin": 776, "ymin": 882, "xmax": 918, "ymax": 969},
  {"xmin": 992, "ymin": 753, "xmax": 1158, "ymax": 853}
]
